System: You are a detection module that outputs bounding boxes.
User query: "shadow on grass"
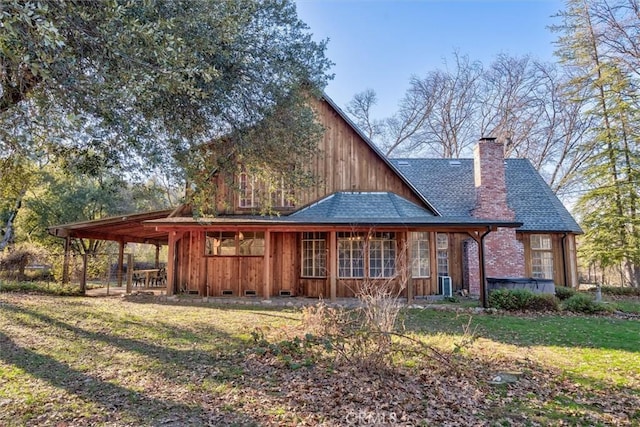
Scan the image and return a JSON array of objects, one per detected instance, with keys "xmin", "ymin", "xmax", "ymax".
[
  {"xmin": 124, "ymin": 295, "xmax": 304, "ymax": 321},
  {"xmin": 0, "ymin": 330, "xmax": 207, "ymax": 425},
  {"xmin": 0, "ymin": 301, "xmax": 265, "ymax": 425}
]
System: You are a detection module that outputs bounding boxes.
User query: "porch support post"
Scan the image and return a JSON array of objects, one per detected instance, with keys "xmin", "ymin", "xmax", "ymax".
[
  {"xmin": 263, "ymin": 229, "xmax": 272, "ymax": 299},
  {"xmin": 478, "ymin": 236, "xmax": 487, "ymax": 308},
  {"xmin": 117, "ymin": 240, "xmax": 125, "ymax": 288},
  {"xmin": 467, "ymin": 228, "xmax": 492, "ymax": 309},
  {"xmin": 62, "ymin": 236, "xmax": 71, "ymax": 284},
  {"xmin": 126, "ymin": 253, "xmax": 133, "ymax": 294},
  {"xmin": 404, "ymin": 232, "xmax": 413, "ymax": 304},
  {"xmin": 328, "ymin": 231, "xmax": 337, "ymax": 301},
  {"xmin": 166, "ymin": 231, "xmax": 177, "ymax": 296},
  {"xmin": 155, "ymin": 244, "xmax": 160, "ymax": 269},
  {"xmin": 80, "ymin": 253, "xmax": 87, "ymax": 295}
]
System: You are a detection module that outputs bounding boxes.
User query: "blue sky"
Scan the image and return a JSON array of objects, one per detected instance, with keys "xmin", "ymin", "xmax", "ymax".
[{"xmin": 295, "ymin": 0, "xmax": 564, "ymax": 119}]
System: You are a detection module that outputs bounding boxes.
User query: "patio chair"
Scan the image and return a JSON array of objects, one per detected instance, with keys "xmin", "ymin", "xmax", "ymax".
[
  {"xmin": 132, "ymin": 272, "xmax": 144, "ymax": 287},
  {"xmin": 152, "ymin": 267, "xmax": 167, "ymax": 287}
]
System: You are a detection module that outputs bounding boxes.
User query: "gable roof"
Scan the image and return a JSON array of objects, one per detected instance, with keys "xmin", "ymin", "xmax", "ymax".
[
  {"xmin": 321, "ymin": 95, "xmax": 440, "ymax": 215},
  {"xmin": 391, "ymin": 158, "xmax": 582, "ymax": 233}
]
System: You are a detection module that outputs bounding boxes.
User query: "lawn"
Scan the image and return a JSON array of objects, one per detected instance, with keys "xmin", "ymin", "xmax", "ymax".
[{"xmin": 0, "ymin": 293, "xmax": 638, "ymax": 426}]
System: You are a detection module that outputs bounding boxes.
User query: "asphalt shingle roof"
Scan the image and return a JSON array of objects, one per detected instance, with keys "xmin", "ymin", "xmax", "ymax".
[
  {"xmin": 291, "ymin": 192, "xmax": 434, "ymax": 220},
  {"xmin": 390, "ymin": 158, "xmax": 582, "ymax": 233},
  {"xmin": 286, "ymin": 191, "xmax": 519, "ymax": 227}
]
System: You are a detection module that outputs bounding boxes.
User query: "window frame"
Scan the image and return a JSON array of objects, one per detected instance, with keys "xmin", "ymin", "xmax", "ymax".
[
  {"xmin": 410, "ymin": 231, "xmax": 431, "ymax": 278},
  {"xmin": 530, "ymin": 234, "xmax": 553, "ymax": 279},
  {"xmin": 301, "ymin": 232, "xmax": 327, "ymax": 278},
  {"xmin": 238, "ymin": 171, "xmax": 295, "ymax": 209},
  {"xmin": 204, "ymin": 231, "xmax": 265, "ymax": 257},
  {"xmin": 436, "ymin": 233, "xmax": 449, "ymax": 277},
  {"xmin": 338, "ymin": 232, "xmax": 366, "ymax": 278},
  {"xmin": 336, "ymin": 232, "xmax": 397, "ymax": 279},
  {"xmin": 368, "ymin": 232, "xmax": 397, "ymax": 278},
  {"xmin": 238, "ymin": 172, "xmax": 257, "ymax": 208}
]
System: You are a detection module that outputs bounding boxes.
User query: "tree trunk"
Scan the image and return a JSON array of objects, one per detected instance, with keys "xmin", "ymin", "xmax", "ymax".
[{"xmin": 0, "ymin": 194, "xmax": 24, "ymax": 252}]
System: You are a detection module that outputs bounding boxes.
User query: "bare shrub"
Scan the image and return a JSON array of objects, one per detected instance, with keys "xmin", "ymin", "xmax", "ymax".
[{"xmin": 302, "ymin": 239, "xmax": 408, "ymax": 370}]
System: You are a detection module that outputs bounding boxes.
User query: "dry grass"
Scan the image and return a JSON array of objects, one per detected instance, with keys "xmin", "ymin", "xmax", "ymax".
[{"xmin": 0, "ymin": 293, "xmax": 638, "ymax": 426}]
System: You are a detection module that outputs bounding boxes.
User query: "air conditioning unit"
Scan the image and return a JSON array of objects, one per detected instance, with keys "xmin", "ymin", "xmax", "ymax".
[{"xmin": 438, "ymin": 276, "xmax": 452, "ymax": 297}]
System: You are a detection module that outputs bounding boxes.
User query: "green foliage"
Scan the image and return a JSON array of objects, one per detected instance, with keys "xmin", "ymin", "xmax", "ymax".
[
  {"xmin": 489, "ymin": 289, "xmax": 560, "ymax": 311},
  {"xmin": 527, "ymin": 293, "xmax": 562, "ymax": 311},
  {"xmin": 1, "ymin": 0, "xmax": 332, "ymax": 216},
  {"xmin": 15, "ymin": 164, "xmax": 172, "ymax": 250},
  {"xmin": 562, "ymin": 294, "xmax": 613, "ymax": 314},
  {"xmin": 555, "ymin": 286, "xmax": 577, "ymax": 300},
  {"xmin": 251, "ymin": 328, "xmax": 320, "ymax": 370},
  {"xmin": 488, "ymin": 289, "xmax": 534, "ymax": 310},
  {"xmin": 553, "ymin": 1, "xmax": 640, "ymax": 282}
]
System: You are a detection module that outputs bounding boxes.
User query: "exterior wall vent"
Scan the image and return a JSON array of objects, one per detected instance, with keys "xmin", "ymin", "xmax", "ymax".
[
  {"xmin": 279, "ymin": 290, "xmax": 292, "ymax": 297},
  {"xmin": 244, "ymin": 289, "xmax": 257, "ymax": 297},
  {"xmin": 187, "ymin": 289, "xmax": 199, "ymax": 295},
  {"xmin": 221, "ymin": 289, "xmax": 233, "ymax": 296}
]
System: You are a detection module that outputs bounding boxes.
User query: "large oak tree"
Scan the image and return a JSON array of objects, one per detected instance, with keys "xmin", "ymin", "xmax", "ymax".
[{"xmin": 1, "ymin": 0, "xmax": 332, "ymax": 246}]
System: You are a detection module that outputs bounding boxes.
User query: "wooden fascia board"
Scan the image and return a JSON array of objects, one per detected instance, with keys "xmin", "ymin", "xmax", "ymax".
[
  {"xmin": 147, "ymin": 223, "xmax": 517, "ymax": 233},
  {"xmin": 48, "ymin": 209, "xmax": 175, "ymax": 231},
  {"xmin": 65, "ymin": 230, "xmax": 166, "ymax": 245}
]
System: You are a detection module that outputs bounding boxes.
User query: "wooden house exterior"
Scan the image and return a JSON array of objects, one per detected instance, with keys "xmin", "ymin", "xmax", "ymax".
[{"xmin": 49, "ymin": 95, "xmax": 582, "ymax": 305}]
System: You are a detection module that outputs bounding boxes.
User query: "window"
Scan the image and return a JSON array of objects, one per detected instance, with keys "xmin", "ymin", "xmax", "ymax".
[
  {"xmin": 436, "ymin": 233, "xmax": 449, "ymax": 277},
  {"xmin": 204, "ymin": 231, "xmax": 265, "ymax": 256},
  {"xmin": 301, "ymin": 232, "xmax": 326, "ymax": 277},
  {"xmin": 239, "ymin": 172, "xmax": 257, "ymax": 208},
  {"xmin": 531, "ymin": 234, "xmax": 553, "ymax": 279},
  {"xmin": 410, "ymin": 232, "xmax": 430, "ymax": 278},
  {"xmin": 238, "ymin": 171, "xmax": 295, "ymax": 209},
  {"xmin": 238, "ymin": 232, "xmax": 265, "ymax": 255},
  {"xmin": 205, "ymin": 231, "xmax": 236, "ymax": 256},
  {"xmin": 369, "ymin": 232, "xmax": 396, "ymax": 278},
  {"xmin": 337, "ymin": 232, "xmax": 397, "ymax": 279},
  {"xmin": 271, "ymin": 177, "xmax": 295, "ymax": 208},
  {"xmin": 338, "ymin": 232, "xmax": 365, "ymax": 278}
]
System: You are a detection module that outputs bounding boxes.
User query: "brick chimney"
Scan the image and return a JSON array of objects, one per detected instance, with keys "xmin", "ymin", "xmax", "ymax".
[
  {"xmin": 466, "ymin": 137, "xmax": 524, "ymax": 295},
  {"xmin": 473, "ymin": 137, "xmax": 514, "ymax": 220}
]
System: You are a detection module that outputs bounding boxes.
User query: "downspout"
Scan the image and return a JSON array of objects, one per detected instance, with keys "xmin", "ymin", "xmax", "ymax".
[{"xmin": 479, "ymin": 227, "xmax": 492, "ymax": 308}]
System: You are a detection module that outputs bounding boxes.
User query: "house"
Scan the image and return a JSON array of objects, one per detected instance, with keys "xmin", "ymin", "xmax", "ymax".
[{"xmin": 49, "ymin": 95, "xmax": 582, "ymax": 305}]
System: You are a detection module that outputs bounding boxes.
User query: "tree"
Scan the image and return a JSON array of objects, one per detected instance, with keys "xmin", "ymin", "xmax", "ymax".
[
  {"xmin": 384, "ymin": 53, "xmax": 483, "ymax": 158},
  {"xmin": 554, "ymin": 0, "xmax": 640, "ymax": 286},
  {"xmin": 16, "ymin": 164, "xmax": 174, "ymax": 255},
  {"xmin": 1, "ymin": 0, "xmax": 332, "ymax": 220},
  {"xmin": 346, "ymin": 89, "xmax": 386, "ymax": 141},
  {"xmin": 349, "ymin": 52, "xmax": 587, "ymax": 198}
]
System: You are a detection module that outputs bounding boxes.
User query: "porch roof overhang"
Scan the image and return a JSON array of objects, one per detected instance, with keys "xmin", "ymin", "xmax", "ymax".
[
  {"xmin": 48, "ymin": 209, "xmax": 178, "ymax": 245},
  {"xmin": 143, "ymin": 215, "xmax": 523, "ymax": 233}
]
